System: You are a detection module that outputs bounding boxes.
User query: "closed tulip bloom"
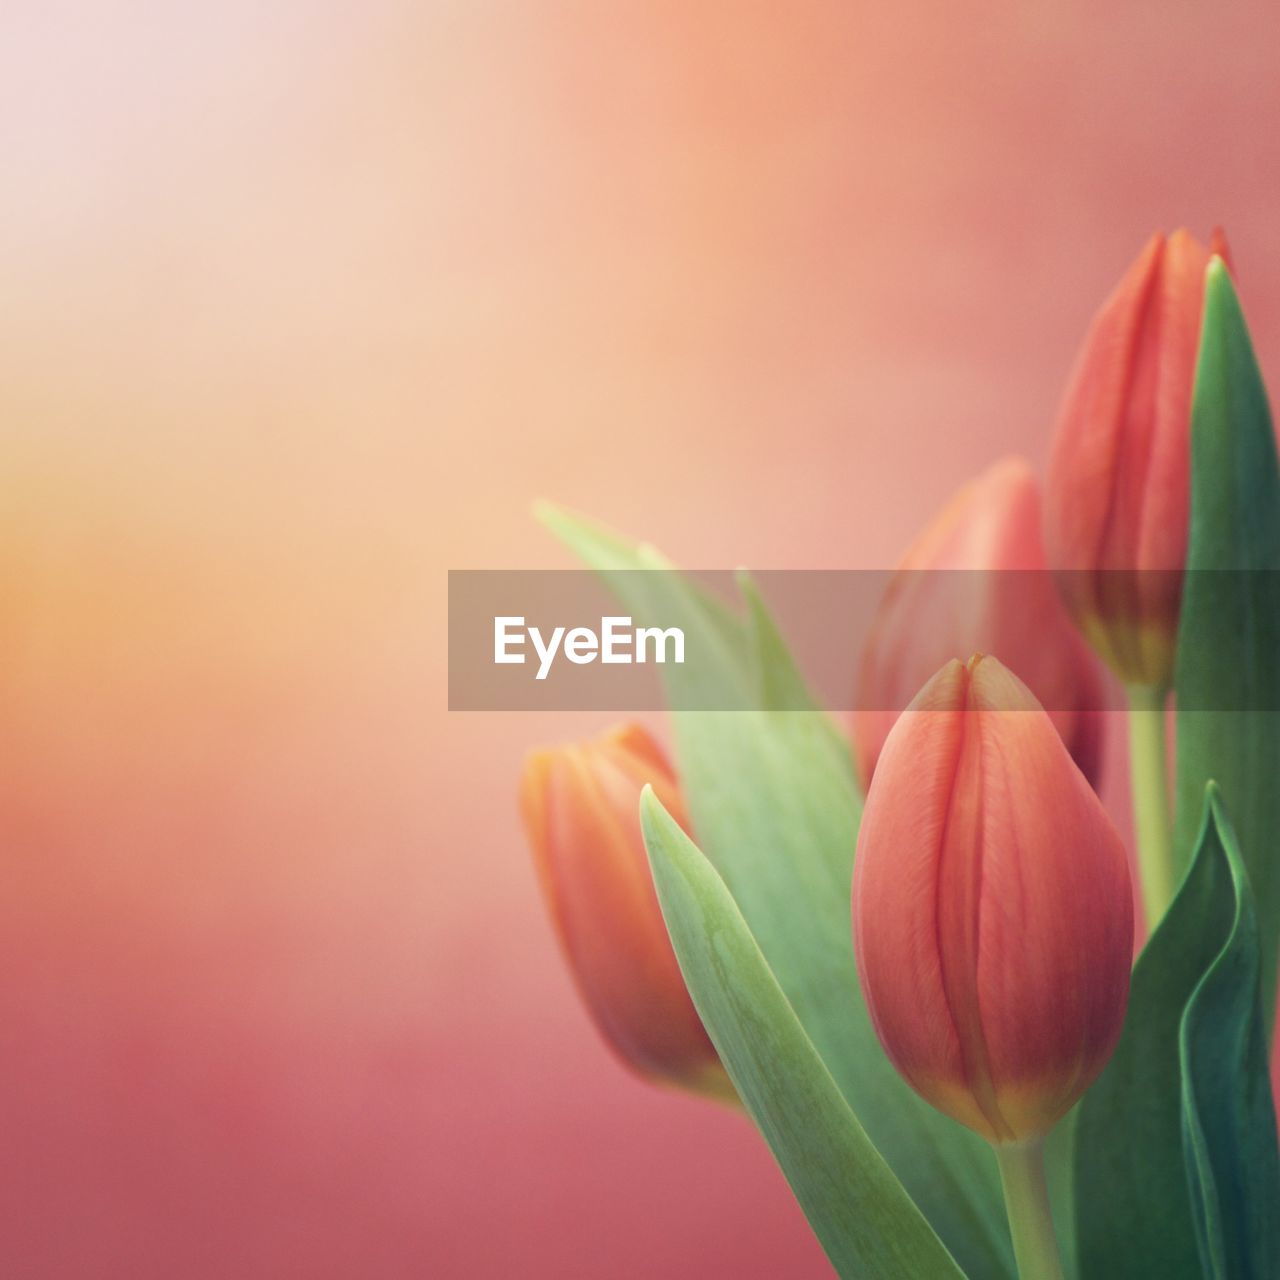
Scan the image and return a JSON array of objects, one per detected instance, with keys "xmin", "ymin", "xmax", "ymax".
[
  {"xmin": 520, "ymin": 724, "xmax": 733, "ymax": 1101},
  {"xmin": 852, "ymin": 655, "xmax": 1133, "ymax": 1146},
  {"xmin": 854, "ymin": 457, "xmax": 1104, "ymax": 789},
  {"xmin": 1045, "ymin": 228, "xmax": 1230, "ymax": 688}
]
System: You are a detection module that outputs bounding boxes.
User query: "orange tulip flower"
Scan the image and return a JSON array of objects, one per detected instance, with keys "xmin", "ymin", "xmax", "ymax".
[
  {"xmin": 1044, "ymin": 228, "xmax": 1230, "ymax": 687},
  {"xmin": 852, "ymin": 655, "xmax": 1132, "ymax": 1146},
  {"xmin": 854, "ymin": 457, "xmax": 1104, "ymax": 789},
  {"xmin": 520, "ymin": 724, "xmax": 734, "ymax": 1101}
]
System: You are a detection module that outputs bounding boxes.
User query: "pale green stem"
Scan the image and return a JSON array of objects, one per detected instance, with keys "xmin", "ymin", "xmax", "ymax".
[
  {"xmin": 1127, "ymin": 684, "xmax": 1175, "ymax": 932},
  {"xmin": 995, "ymin": 1139, "xmax": 1064, "ymax": 1280}
]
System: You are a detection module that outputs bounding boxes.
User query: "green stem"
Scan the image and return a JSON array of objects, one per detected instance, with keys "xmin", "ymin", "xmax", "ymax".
[
  {"xmin": 995, "ymin": 1139, "xmax": 1064, "ymax": 1280},
  {"xmin": 1127, "ymin": 684, "xmax": 1175, "ymax": 932}
]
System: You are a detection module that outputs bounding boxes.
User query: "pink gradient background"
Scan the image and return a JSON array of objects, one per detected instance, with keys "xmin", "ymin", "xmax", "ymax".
[{"xmin": 5, "ymin": 3, "xmax": 1280, "ymax": 1275}]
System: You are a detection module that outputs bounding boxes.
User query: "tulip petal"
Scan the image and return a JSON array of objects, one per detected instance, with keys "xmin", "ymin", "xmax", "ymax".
[
  {"xmin": 854, "ymin": 656, "xmax": 1132, "ymax": 1146},
  {"xmin": 1045, "ymin": 229, "xmax": 1223, "ymax": 686},
  {"xmin": 854, "ymin": 458, "xmax": 1105, "ymax": 788},
  {"xmin": 520, "ymin": 727, "xmax": 727, "ymax": 1095}
]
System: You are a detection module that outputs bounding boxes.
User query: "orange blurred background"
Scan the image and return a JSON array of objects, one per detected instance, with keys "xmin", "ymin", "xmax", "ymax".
[{"xmin": 5, "ymin": 2, "xmax": 1280, "ymax": 1275}]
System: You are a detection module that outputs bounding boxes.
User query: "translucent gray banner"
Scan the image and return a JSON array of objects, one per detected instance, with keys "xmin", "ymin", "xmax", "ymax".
[{"xmin": 447, "ymin": 570, "xmax": 1280, "ymax": 711}]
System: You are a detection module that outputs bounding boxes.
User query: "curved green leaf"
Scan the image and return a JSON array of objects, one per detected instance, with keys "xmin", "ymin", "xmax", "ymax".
[
  {"xmin": 540, "ymin": 504, "xmax": 1014, "ymax": 1277},
  {"xmin": 1180, "ymin": 792, "xmax": 1280, "ymax": 1277},
  {"xmin": 641, "ymin": 788, "xmax": 967, "ymax": 1280},
  {"xmin": 1074, "ymin": 785, "xmax": 1280, "ymax": 1279},
  {"xmin": 1174, "ymin": 260, "xmax": 1280, "ymax": 1029}
]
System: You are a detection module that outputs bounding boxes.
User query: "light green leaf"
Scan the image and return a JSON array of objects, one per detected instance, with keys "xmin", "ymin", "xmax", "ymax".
[
  {"xmin": 540, "ymin": 505, "xmax": 1015, "ymax": 1278},
  {"xmin": 641, "ymin": 789, "xmax": 967, "ymax": 1280},
  {"xmin": 1174, "ymin": 260, "xmax": 1280, "ymax": 1028},
  {"xmin": 1074, "ymin": 785, "xmax": 1280, "ymax": 1279}
]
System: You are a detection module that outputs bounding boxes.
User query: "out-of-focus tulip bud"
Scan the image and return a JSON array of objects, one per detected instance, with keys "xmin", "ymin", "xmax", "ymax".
[
  {"xmin": 520, "ymin": 723, "xmax": 734, "ymax": 1101},
  {"xmin": 854, "ymin": 457, "xmax": 1105, "ymax": 790},
  {"xmin": 1044, "ymin": 228, "xmax": 1231, "ymax": 687},
  {"xmin": 852, "ymin": 655, "xmax": 1133, "ymax": 1145}
]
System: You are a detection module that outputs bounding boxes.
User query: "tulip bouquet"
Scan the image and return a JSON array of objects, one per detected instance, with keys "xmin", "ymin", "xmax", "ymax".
[{"xmin": 519, "ymin": 235, "xmax": 1280, "ymax": 1279}]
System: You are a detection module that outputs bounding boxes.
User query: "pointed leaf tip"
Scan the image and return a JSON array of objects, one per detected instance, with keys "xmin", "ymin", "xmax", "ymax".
[{"xmin": 638, "ymin": 781, "xmax": 660, "ymax": 823}]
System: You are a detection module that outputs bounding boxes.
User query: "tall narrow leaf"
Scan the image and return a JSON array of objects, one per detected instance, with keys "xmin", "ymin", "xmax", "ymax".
[
  {"xmin": 1174, "ymin": 261, "xmax": 1280, "ymax": 1025},
  {"xmin": 641, "ymin": 790, "xmax": 967, "ymax": 1280}
]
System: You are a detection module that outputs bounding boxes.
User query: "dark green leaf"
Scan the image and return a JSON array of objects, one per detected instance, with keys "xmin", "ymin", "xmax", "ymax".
[
  {"xmin": 1075, "ymin": 785, "xmax": 1280, "ymax": 1279},
  {"xmin": 641, "ymin": 789, "xmax": 967, "ymax": 1280},
  {"xmin": 1180, "ymin": 792, "xmax": 1280, "ymax": 1277},
  {"xmin": 1174, "ymin": 261, "xmax": 1280, "ymax": 1027}
]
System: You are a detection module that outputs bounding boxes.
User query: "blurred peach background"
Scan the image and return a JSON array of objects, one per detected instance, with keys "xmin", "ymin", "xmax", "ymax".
[{"xmin": 5, "ymin": 2, "xmax": 1280, "ymax": 1275}]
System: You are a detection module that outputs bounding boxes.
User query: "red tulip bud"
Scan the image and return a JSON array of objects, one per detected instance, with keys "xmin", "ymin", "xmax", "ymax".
[
  {"xmin": 854, "ymin": 458, "xmax": 1104, "ymax": 789},
  {"xmin": 1045, "ymin": 228, "xmax": 1231, "ymax": 686},
  {"xmin": 520, "ymin": 724, "xmax": 733, "ymax": 1100},
  {"xmin": 852, "ymin": 655, "xmax": 1133, "ymax": 1144}
]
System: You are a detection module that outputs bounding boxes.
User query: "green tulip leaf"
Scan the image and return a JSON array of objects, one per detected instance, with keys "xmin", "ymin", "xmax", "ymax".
[
  {"xmin": 1174, "ymin": 260, "xmax": 1280, "ymax": 1027},
  {"xmin": 1074, "ymin": 785, "xmax": 1280, "ymax": 1279},
  {"xmin": 640, "ymin": 788, "xmax": 967, "ymax": 1280},
  {"xmin": 539, "ymin": 505, "xmax": 1016, "ymax": 1278}
]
